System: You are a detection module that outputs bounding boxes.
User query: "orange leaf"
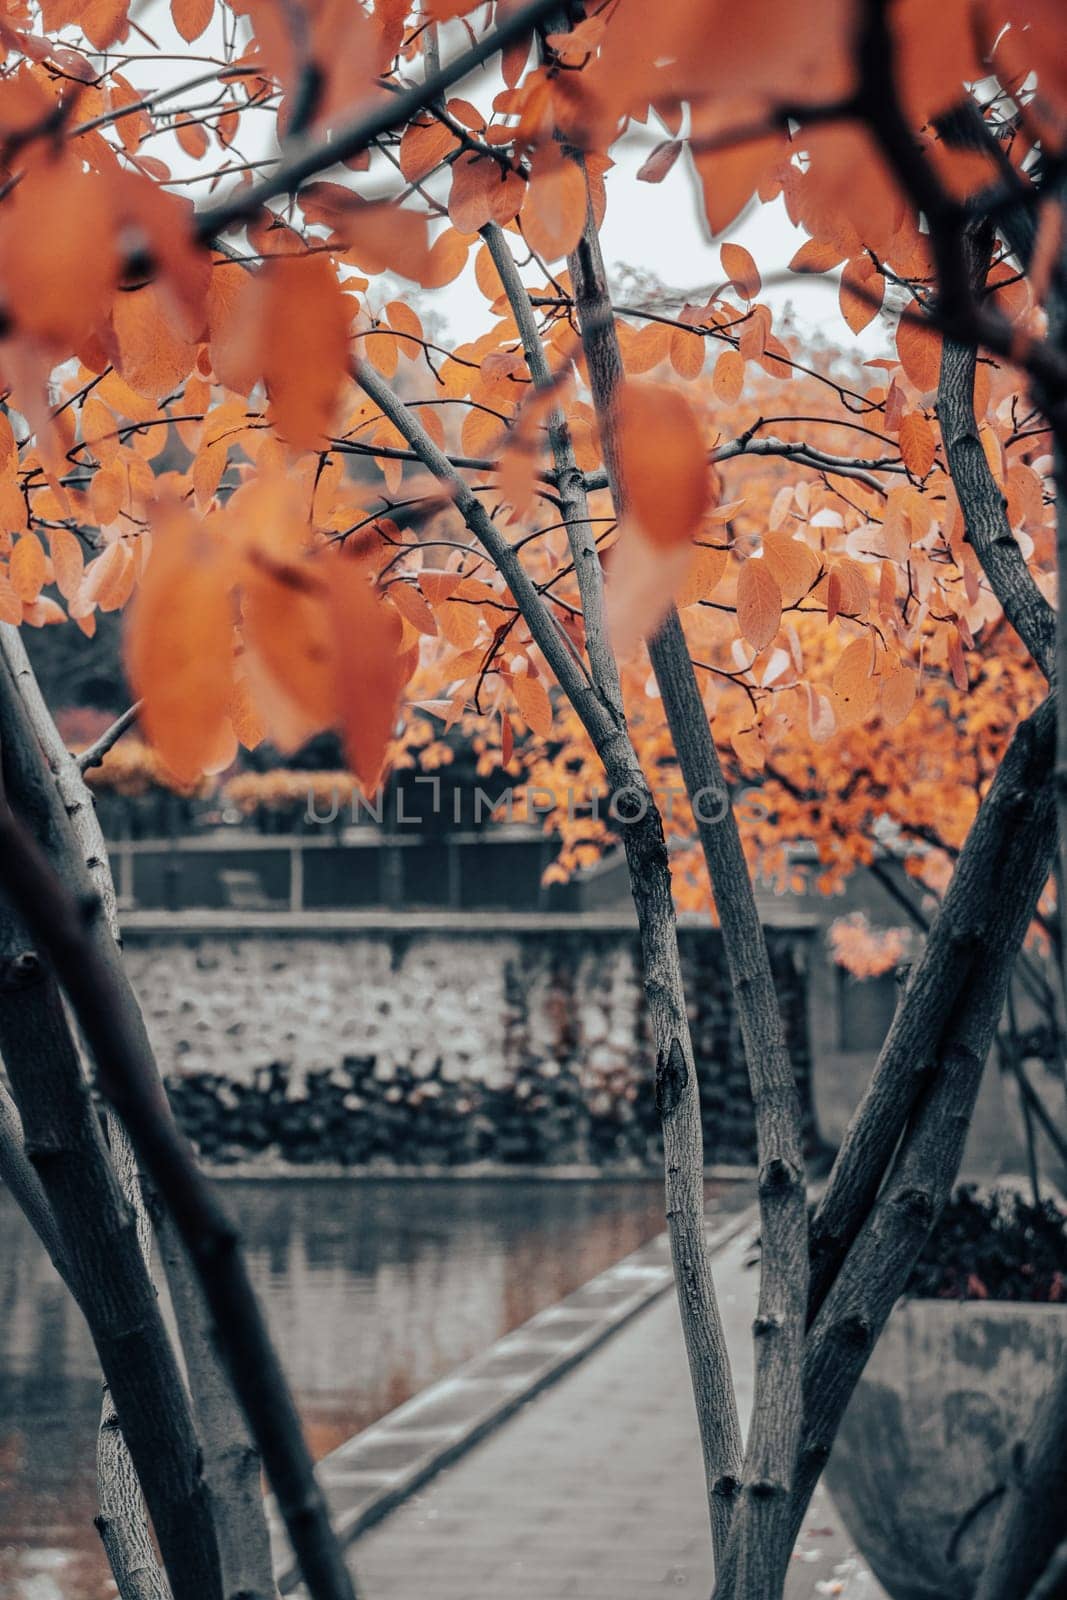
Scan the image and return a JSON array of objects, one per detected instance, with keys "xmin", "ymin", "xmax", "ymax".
[
  {"xmin": 825, "ymin": 557, "xmax": 870, "ymax": 621},
  {"xmin": 736, "ymin": 559, "xmax": 782, "ymax": 651},
  {"xmin": 789, "ymin": 238, "xmax": 846, "ymax": 273},
  {"xmin": 712, "ymin": 348, "xmax": 745, "ymax": 404},
  {"xmin": 676, "ymin": 545, "xmax": 727, "ymax": 608},
  {"xmin": 839, "ymin": 256, "xmax": 885, "ymax": 335},
  {"xmin": 833, "ymin": 634, "xmax": 874, "ymax": 701},
  {"xmin": 389, "ymin": 580, "xmax": 438, "ymax": 636},
  {"xmin": 720, "ymin": 242, "xmax": 761, "ymax": 299},
  {"xmin": 112, "ymin": 284, "xmax": 198, "ymax": 398},
  {"xmin": 0, "ymin": 572, "xmax": 22, "ymax": 625},
  {"xmin": 512, "ymin": 667, "xmax": 553, "ymax": 738},
  {"xmin": 81, "ymin": 540, "xmax": 136, "ymax": 612},
  {"xmin": 420, "ymin": 228, "xmax": 470, "ymax": 288},
  {"xmin": 229, "ymin": 659, "xmax": 266, "ymax": 751},
  {"xmin": 399, "ymin": 117, "xmax": 461, "ymax": 182},
  {"xmin": 49, "ymin": 528, "xmax": 85, "ymax": 600},
  {"xmin": 616, "ymin": 382, "xmax": 710, "ymax": 548},
  {"xmin": 259, "ymin": 256, "xmax": 350, "ymax": 450},
  {"xmin": 896, "ymin": 301, "xmax": 942, "ymax": 392},
  {"xmin": 0, "ymin": 157, "xmax": 116, "ymax": 346},
  {"xmin": 124, "ymin": 503, "xmax": 234, "ymax": 782},
  {"xmin": 881, "ymin": 664, "xmax": 917, "ymax": 727},
  {"xmin": 637, "ymin": 141, "xmax": 682, "ymax": 183},
  {"xmin": 303, "ymin": 186, "xmax": 432, "ymax": 282},
  {"xmin": 326, "ymin": 558, "xmax": 404, "ymax": 790},
  {"xmin": 171, "ymin": 0, "xmax": 212, "ymax": 42},
  {"xmin": 176, "ymin": 115, "xmax": 209, "ymax": 159},
  {"xmin": 521, "ymin": 144, "xmax": 586, "ymax": 262},
  {"xmin": 731, "ymin": 725, "xmax": 765, "ymax": 772},
  {"xmin": 241, "ymin": 567, "xmax": 334, "ymax": 752},
  {"xmin": 9, "ymin": 532, "xmax": 45, "ymax": 602},
  {"xmin": 693, "ymin": 135, "xmax": 782, "ymax": 235},
  {"xmin": 899, "ymin": 411, "xmax": 936, "ymax": 477},
  {"xmin": 761, "ymin": 531, "xmax": 820, "ymax": 606},
  {"xmin": 448, "ymin": 152, "xmax": 500, "ymax": 233},
  {"xmin": 670, "ymin": 327, "xmax": 705, "ymax": 380}
]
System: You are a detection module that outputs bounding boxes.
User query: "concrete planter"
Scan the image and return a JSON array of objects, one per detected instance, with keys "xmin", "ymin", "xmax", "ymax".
[{"xmin": 823, "ymin": 1297, "xmax": 1067, "ymax": 1600}]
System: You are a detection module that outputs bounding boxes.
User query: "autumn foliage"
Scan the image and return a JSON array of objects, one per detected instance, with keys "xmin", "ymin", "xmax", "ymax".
[{"xmin": 0, "ymin": 0, "xmax": 1056, "ymax": 918}]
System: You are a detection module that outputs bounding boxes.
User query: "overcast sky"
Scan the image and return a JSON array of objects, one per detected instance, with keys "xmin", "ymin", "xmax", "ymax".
[{"xmin": 121, "ymin": 10, "xmax": 893, "ymax": 364}]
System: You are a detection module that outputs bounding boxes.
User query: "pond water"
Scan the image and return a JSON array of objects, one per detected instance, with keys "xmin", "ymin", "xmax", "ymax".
[{"xmin": 0, "ymin": 1177, "xmax": 743, "ymax": 1600}]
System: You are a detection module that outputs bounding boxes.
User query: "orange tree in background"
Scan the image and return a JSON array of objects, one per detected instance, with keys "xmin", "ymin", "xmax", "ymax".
[{"xmin": 0, "ymin": 3, "xmax": 1064, "ymax": 1600}]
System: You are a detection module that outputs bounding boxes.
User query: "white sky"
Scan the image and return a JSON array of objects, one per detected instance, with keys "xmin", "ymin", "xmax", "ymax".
[{"xmin": 115, "ymin": 11, "xmax": 894, "ymax": 364}]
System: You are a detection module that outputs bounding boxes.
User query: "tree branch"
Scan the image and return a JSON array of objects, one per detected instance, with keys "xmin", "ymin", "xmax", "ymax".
[
  {"xmin": 193, "ymin": 0, "xmax": 560, "ymax": 242},
  {"xmin": 936, "ymin": 229, "xmax": 1056, "ymax": 679},
  {"xmin": 78, "ymin": 702, "xmax": 143, "ymax": 773}
]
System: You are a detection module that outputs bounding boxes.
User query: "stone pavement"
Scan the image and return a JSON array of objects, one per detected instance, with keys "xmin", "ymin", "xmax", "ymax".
[{"xmin": 340, "ymin": 1221, "xmax": 887, "ymax": 1600}]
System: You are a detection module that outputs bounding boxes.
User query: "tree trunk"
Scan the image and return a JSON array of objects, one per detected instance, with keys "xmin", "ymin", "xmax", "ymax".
[
  {"xmin": 354, "ymin": 352, "xmax": 745, "ymax": 1560},
  {"xmin": 0, "ymin": 626, "xmax": 278, "ymax": 1600},
  {"xmin": 0, "ymin": 910, "xmax": 222, "ymax": 1600}
]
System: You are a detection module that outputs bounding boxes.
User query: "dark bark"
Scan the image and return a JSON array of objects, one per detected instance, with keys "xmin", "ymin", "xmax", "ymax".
[
  {"xmin": 158, "ymin": 1215, "xmax": 279, "ymax": 1600},
  {"xmin": 0, "ymin": 921, "xmax": 221, "ymax": 1600},
  {"xmin": 0, "ymin": 651, "xmax": 355, "ymax": 1600},
  {"xmin": 357, "ymin": 323, "xmax": 745, "ymax": 1561},
  {"xmin": 975, "ymin": 1353, "xmax": 1067, "ymax": 1600},
  {"xmin": 808, "ymin": 695, "xmax": 1056, "ymax": 1318},
  {"xmin": 1026, "ymin": 1538, "xmax": 1067, "ymax": 1600},
  {"xmin": 0, "ymin": 1081, "xmax": 67, "ymax": 1275},
  {"xmin": 939, "ymin": 323, "xmax": 1056, "ymax": 679},
  {"xmin": 791, "ymin": 708, "xmax": 1056, "ymax": 1543},
  {"xmin": 564, "ymin": 205, "xmax": 809, "ymax": 1599},
  {"xmin": 0, "ymin": 625, "xmax": 277, "ymax": 1600}
]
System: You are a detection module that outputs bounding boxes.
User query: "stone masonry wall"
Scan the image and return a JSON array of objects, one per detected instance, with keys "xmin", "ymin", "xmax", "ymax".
[{"xmin": 122, "ymin": 924, "xmax": 815, "ymax": 1168}]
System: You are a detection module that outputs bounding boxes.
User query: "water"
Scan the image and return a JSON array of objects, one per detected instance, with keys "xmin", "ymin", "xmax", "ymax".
[{"xmin": 0, "ymin": 1177, "xmax": 732, "ymax": 1600}]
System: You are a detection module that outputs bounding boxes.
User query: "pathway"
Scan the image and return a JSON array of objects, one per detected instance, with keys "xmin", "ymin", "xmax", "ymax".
[{"xmin": 334, "ymin": 1220, "xmax": 886, "ymax": 1600}]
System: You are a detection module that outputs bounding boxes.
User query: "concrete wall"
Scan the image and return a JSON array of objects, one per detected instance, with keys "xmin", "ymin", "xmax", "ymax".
[{"xmin": 121, "ymin": 914, "xmax": 817, "ymax": 1168}]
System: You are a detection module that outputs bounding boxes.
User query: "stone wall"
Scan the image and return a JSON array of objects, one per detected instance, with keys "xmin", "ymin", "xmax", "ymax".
[{"xmin": 122, "ymin": 919, "xmax": 816, "ymax": 1168}]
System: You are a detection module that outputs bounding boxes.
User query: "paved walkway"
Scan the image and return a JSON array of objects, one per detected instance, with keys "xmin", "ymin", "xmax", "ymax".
[{"xmin": 341, "ymin": 1221, "xmax": 886, "ymax": 1600}]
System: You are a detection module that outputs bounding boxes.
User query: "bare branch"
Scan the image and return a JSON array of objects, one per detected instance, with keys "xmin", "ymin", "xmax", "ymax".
[
  {"xmin": 78, "ymin": 702, "xmax": 143, "ymax": 774},
  {"xmin": 937, "ymin": 229, "xmax": 1056, "ymax": 679},
  {"xmin": 193, "ymin": 0, "xmax": 560, "ymax": 242}
]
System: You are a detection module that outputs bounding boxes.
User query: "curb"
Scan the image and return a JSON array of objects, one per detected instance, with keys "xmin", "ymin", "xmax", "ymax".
[
  {"xmin": 207, "ymin": 1162, "xmax": 760, "ymax": 1182},
  {"xmin": 271, "ymin": 1201, "xmax": 758, "ymax": 1593}
]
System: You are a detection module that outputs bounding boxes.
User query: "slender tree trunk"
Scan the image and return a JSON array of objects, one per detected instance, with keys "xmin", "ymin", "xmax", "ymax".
[
  {"xmin": 0, "ymin": 625, "xmax": 279, "ymax": 1600},
  {"xmin": 788, "ymin": 708, "xmax": 1056, "ymax": 1547},
  {"xmin": 0, "ymin": 1081, "xmax": 67, "ymax": 1274},
  {"xmin": 975, "ymin": 1353, "xmax": 1067, "ymax": 1600},
  {"xmin": 560, "ymin": 192, "xmax": 809, "ymax": 1599},
  {"xmin": 422, "ymin": 232, "xmax": 748, "ymax": 1555},
  {"xmin": 0, "ymin": 910, "xmax": 222, "ymax": 1600},
  {"xmin": 0, "ymin": 629, "xmax": 174, "ymax": 1600},
  {"xmin": 97, "ymin": 1114, "xmax": 174, "ymax": 1600},
  {"xmin": 158, "ymin": 1215, "xmax": 279, "ymax": 1600},
  {"xmin": 976, "ymin": 178, "xmax": 1067, "ymax": 1600},
  {"xmin": 0, "ymin": 653, "xmax": 357, "ymax": 1600}
]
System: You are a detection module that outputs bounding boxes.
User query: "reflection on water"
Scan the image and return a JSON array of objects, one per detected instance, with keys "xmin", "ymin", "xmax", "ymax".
[{"xmin": 0, "ymin": 1177, "xmax": 711, "ymax": 1600}]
